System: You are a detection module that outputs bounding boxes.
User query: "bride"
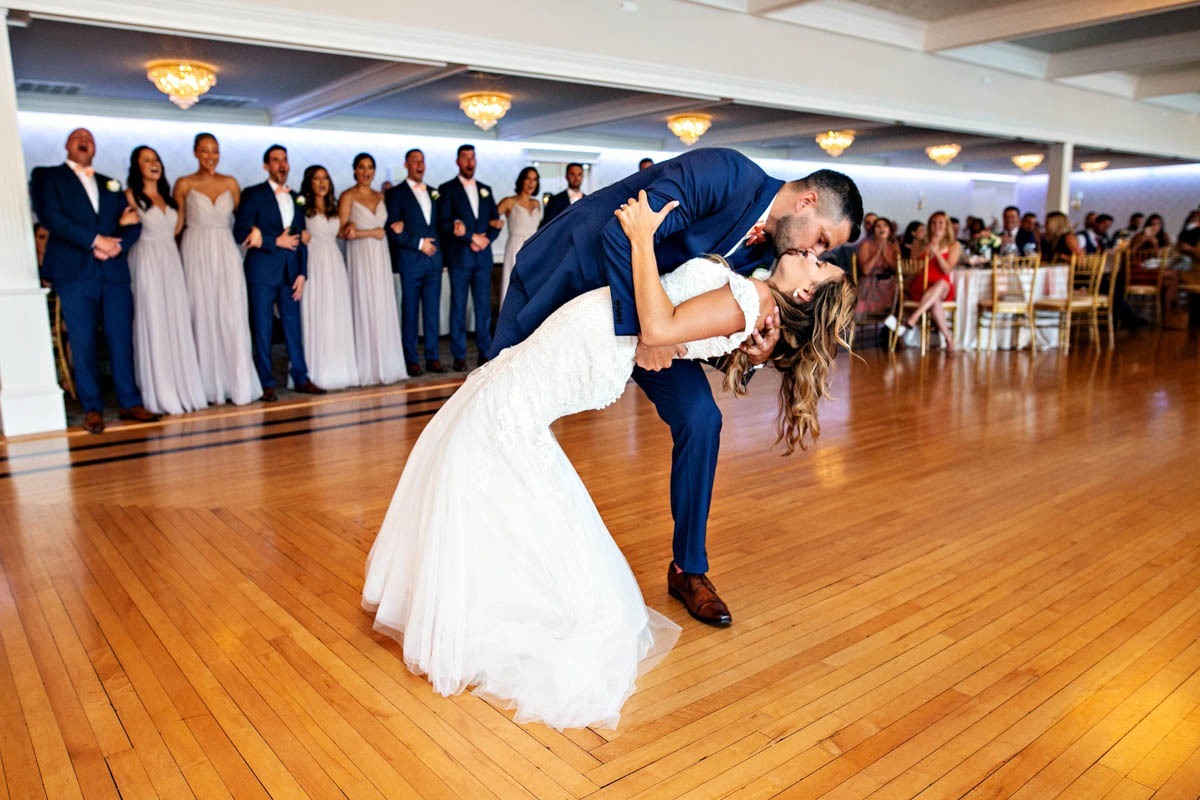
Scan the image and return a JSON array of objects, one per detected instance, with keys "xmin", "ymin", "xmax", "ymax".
[{"xmin": 362, "ymin": 191, "xmax": 856, "ymax": 730}]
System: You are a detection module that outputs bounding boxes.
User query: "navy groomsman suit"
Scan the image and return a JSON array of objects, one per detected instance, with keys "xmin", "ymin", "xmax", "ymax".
[
  {"xmin": 492, "ymin": 148, "xmax": 783, "ymax": 577},
  {"xmin": 437, "ymin": 170, "xmax": 500, "ymax": 363},
  {"xmin": 31, "ymin": 160, "xmax": 144, "ymax": 416},
  {"xmin": 385, "ymin": 179, "xmax": 443, "ymax": 369},
  {"xmin": 233, "ymin": 180, "xmax": 311, "ymax": 391}
]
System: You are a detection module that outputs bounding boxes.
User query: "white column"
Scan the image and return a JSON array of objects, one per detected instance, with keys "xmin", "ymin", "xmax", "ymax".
[
  {"xmin": 1044, "ymin": 141, "xmax": 1074, "ymax": 215},
  {"xmin": 0, "ymin": 9, "xmax": 66, "ymax": 436}
]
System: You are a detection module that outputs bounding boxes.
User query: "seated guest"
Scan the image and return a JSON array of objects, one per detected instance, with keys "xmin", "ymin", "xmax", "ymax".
[
  {"xmin": 1040, "ymin": 211, "xmax": 1083, "ymax": 264},
  {"xmin": 998, "ymin": 205, "xmax": 1037, "ymax": 255},
  {"xmin": 1115, "ymin": 212, "xmax": 1145, "ymax": 243},
  {"xmin": 1131, "ymin": 213, "xmax": 1172, "ymax": 252},
  {"xmin": 855, "ymin": 216, "xmax": 899, "ymax": 315},
  {"xmin": 1021, "ymin": 212, "xmax": 1040, "ymax": 245},
  {"xmin": 125, "ymin": 145, "xmax": 207, "ymax": 416},
  {"xmin": 540, "ymin": 162, "xmax": 584, "ymax": 228},
  {"xmin": 1078, "ymin": 213, "xmax": 1113, "ymax": 254},
  {"xmin": 900, "ymin": 220, "xmax": 925, "ymax": 259},
  {"xmin": 1177, "ymin": 210, "xmax": 1200, "ymax": 267},
  {"xmin": 30, "ymin": 127, "xmax": 159, "ymax": 433},
  {"xmin": 886, "ymin": 210, "xmax": 960, "ymax": 355}
]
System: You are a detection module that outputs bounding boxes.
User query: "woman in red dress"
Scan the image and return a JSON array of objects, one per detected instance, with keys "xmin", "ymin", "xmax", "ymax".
[{"xmin": 887, "ymin": 210, "xmax": 961, "ymax": 355}]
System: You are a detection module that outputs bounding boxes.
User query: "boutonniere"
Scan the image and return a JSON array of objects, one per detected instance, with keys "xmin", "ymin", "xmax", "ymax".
[
  {"xmin": 295, "ymin": 195, "xmax": 306, "ymax": 206},
  {"xmin": 479, "ymin": 188, "xmax": 490, "ymax": 199},
  {"xmin": 430, "ymin": 189, "xmax": 440, "ymax": 200},
  {"xmin": 105, "ymin": 179, "xmax": 121, "ymax": 193}
]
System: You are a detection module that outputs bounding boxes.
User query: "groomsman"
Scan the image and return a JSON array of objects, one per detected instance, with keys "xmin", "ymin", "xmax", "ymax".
[
  {"xmin": 437, "ymin": 144, "xmax": 499, "ymax": 370},
  {"xmin": 540, "ymin": 162, "xmax": 586, "ymax": 228},
  {"xmin": 385, "ymin": 148, "xmax": 444, "ymax": 375},
  {"xmin": 30, "ymin": 127, "xmax": 159, "ymax": 433},
  {"xmin": 233, "ymin": 144, "xmax": 325, "ymax": 401}
]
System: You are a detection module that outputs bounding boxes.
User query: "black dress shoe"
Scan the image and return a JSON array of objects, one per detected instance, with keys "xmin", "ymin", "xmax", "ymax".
[
  {"xmin": 452, "ymin": 358, "xmax": 468, "ymax": 372},
  {"xmin": 407, "ymin": 362, "xmax": 423, "ymax": 376},
  {"xmin": 426, "ymin": 360, "xmax": 446, "ymax": 374},
  {"xmin": 260, "ymin": 387, "xmax": 278, "ymax": 402},
  {"xmin": 667, "ymin": 562, "xmax": 732, "ymax": 627},
  {"xmin": 294, "ymin": 380, "xmax": 327, "ymax": 395},
  {"xmin": 82, "ymin": 411, "xmax": 105, "ymax": 434},
  {"xmin": 118, "ymin": 405, "xmax": 162, "ymax": 423}
]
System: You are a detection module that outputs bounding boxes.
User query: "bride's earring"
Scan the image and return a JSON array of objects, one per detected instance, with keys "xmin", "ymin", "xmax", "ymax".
[{"xmin": 792, "ymin": 287, "xmax": 802, "ymax": 300}]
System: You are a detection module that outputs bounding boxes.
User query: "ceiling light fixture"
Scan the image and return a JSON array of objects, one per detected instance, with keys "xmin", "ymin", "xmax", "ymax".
[
  {"xmin": 1080, "ymin": 161, "xmax": 1110, "ymax": 172},
  {"xmin": 666, "ymin": 113, "xmax": 712, "ymax": 146},
  {"xmin": 926, "ymin": 143, "xmax": 962, "ymax": 166},
  {"xmin": 459, "ymin": 91, "xmax": 512, "ymax": 131},
  {"xmin": 145, "ymin": 60, "xmax": 217, "ymax": 110},
  {"xmin": 1011, "ymin": 153, "xmax": 1044, "ymax": 172},
  {"xmin": 815, "ymin": 130, "xmax": 855, "ymax": 157}
]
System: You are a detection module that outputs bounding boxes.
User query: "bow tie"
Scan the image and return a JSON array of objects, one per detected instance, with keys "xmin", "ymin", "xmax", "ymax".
[
  {"xmin": 72, "ymin": 164, "xmax": 95, "ymax": 178},
  {"xmin": 412, "ymin": 183, "xmax": 426, "ymax": 192},
  {"xmin": 274, "ymin": 184, "xmax": 291, "ymax": 196},
  {"xmin": 744, "ymin": 223, "xmax": 767, "ymax": 247}
]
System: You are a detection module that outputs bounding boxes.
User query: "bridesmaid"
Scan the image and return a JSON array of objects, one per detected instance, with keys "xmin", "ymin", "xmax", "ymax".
[
  {"xmin": 124, "ymin": 145, "xmax": 207, "ymax": 415},
  {"xmin": 496, "ymin": 166, "xmax": 542, "ymax": 306},
  {"xmin": 174, "ymin": 133, "xmax": 262, "ymax": 404},
  {"xmin": 339, "ymin": 153, "xmax": 407, "ymax": 385},
  {"xmin": 299, "ymin": 165, "xmax": 358, "ymax": 390}
]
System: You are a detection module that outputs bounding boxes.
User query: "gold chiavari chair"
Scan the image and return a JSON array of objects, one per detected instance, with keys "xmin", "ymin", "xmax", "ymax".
[
  {"xmin": 849, "ymin": 252, "xmax": 897, "ymax": 349},
  {"xmin": 1125, "ymin": 245, "xmax": 1173, "ymax": 326},
  {"xmin": 1093, "ymin": 248, "xmax": 1122, "ymax": 348},
  {"xmin": 892, "ymin": 255, "xmax": 956, "ymax": 355},
  {"xmin": 1032, "ymin": 253, "xmax": 1104, "ymax": 355},
  {"xmin": 48, "ymin": 291, "xmax": 76, "ymax": 399},
  {"xmin": 977, "ymin": 253, "xmax": 1039, "ymax": 352}
]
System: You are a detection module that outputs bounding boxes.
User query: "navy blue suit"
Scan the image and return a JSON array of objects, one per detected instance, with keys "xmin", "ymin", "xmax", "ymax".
[
  {"xmin": 492, "ymin": 148, "xmax": 782, "ymax": 574},
  {"xmin": 233, "ymin": 181, "xmax": 309, "ymax": 389},
  {"xmin": 30, "ymin": 163, "xmax": 144, "ymax": 413},
  {"xmin": 436, "ymin": 177, "xmax": 500, "ymax": 361},
  {"xmin": 539, "ymin": 189, "xmax": 582, "ymax": 229},
  {"xmin": 385, "ymin": 181, "xmax": 443, "ymax": 366}
]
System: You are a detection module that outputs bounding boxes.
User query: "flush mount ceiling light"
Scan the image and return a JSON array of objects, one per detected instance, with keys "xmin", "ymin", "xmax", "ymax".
[
  {"xmin": 145, "ymin": 60, "xmax": 217, "ymax": 110},
  {"xmin": 1080, "ymin": 161, "xmax": 1110, "ymax": 172},
  {"xmin": 1011, "ymin": 153, "xmax": 1044, "ymax": 172},
  {"xmin": 459, "ymin": 92, "xmax": 512, "ymax": 131},
  {"xmin": 926, "ymin": 143, "xmax": 962, "ymax": 166},
  {"xmin": 666, "ymin": 113, "xmax": 712, "ymax": 146},
  {"xmin": 815, "ymin": 130, "xmax": 855, "ymax": 157}
]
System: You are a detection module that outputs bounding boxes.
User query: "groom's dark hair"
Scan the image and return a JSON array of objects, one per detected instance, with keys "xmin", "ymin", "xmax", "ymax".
[{"xmin": 799, "ymin": 169, "xmax": 864, "ymax": 242}]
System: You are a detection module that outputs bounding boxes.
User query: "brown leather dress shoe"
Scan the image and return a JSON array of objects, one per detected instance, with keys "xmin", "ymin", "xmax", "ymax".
[
  {"xmin": 667, "ymin": 562, "xmax": 732, "ymax": 627},
  {"xmin": 294, "ymin": 380, "xmax": 327, "ymax": 395},
  {"xmin": 118, "ymin": 405, "xmax": 161, "ymax": 422},
  {"xmin": 82, "ymin": 411, "xmax": 105, "ymax": 434},
  {"xmin": 260, "ymin": 387, "xmax": 278, "ymax": 402},
  {"xmin": 407, "ymin": 362, "xmax": 423, "ymax": 376},
  {"xmin": 452, "ymin": 358, "xmax": 468, "ymax": 372},
  {"xmin": 426, "ymin": 360, "xmax": 446, "ymax": 374}
]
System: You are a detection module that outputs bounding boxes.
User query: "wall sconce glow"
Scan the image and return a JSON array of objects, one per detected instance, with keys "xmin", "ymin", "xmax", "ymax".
[
  {"xmin": 926, "ymin": 143, "xmax": 962, "ymax": 166},
  {"xmin": 145, "ymin": 60, "xmax": 217, "ymax": 110},
  {"xmin": 667, "ymin": 113, "xmax": 712, "ymax": 146},
  {"xmin": 1011, "ymin": 153, "xmax": 1044, "ymax": 172},
  {"xmin": 815, "ymin": 130, "xmax": 854, "ymax": 157},
  {"xmin": 459, "ymin": 92, "xmax": 512, "ymax": 131},
  {"xmin": 1080, "ymin": 161, "xmax": 1110, "ymax": 172}
]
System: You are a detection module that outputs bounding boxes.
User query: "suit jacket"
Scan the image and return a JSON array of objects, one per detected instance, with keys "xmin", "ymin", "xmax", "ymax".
[
  {"xmin": 233, "ymin": 181, "xmax": 308, "ymax": 286},
  {"xmin": 30, "ymin": 163, "xmax": 140, "ymax": 283},
  {"xmin": 436, "ymin": 176, "xmax": 500, "ymax": 270},
  {"xmin": 385, "ymin": 181, "xmax": 443, "ymax": 274},
  {"xmin": 540, "ymin": 189, "xmax": 583, "ymax": 228},
  {"xmin": 507, "ymin": 147, "xmax": 780, "ymax": 339}
]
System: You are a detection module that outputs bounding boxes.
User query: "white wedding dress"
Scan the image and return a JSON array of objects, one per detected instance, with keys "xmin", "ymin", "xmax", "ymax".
[{"xmin": 363, "ymin": 257, "xmax": 760, "ymax": 730}]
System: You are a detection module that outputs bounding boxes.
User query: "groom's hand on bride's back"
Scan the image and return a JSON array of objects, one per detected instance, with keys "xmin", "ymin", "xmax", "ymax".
[{"xmin": 635, "ymin": 339, "xmax": 687, "ymax": 371}]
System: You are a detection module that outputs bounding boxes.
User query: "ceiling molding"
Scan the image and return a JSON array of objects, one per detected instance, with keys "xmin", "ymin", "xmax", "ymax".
[
  {"xmin": 496, "ymin": 95, "xmax": 728, "ymax": 140},
  {"xmin": 16, "ymin": 90, "xmax": 270, "ymax": 124},
  {"xmin": 842, "ymin": 132, "xmax": 998, "ymax": 158},
  {"xmin": 1045, "ymin": 31, "xmax": 1200, "ymax": 80},
  {"xmin": 924, "ymin": 0, "xmax": 1195, "ymax": 52},
  {"xmin": 745, "ymin": 0, "xmax": 814, "ymax": 14},
  {"xmin": 270, "ymin": 63, "xmax": 467, "ymax": 127},
  {"xmin": 1135, "ymin": 67, "xmax": 1200, "ymax": 100},
  {"xmin": 699, "ymin": 117, "xmax": 891, "ymax": 147},
  {"xmin": 939, "ymin": 42, "xmax": 1050, "ymax": 79},
  {"xmin": 1055, "ymin": 72, "xmax": 1140, "ymax": 99},
  {"xmin": 769, "ymin": 0, "xmax": 925, "ymax": 49}
]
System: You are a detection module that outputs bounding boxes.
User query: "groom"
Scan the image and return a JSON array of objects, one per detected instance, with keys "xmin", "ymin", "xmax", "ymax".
[
  {"xmin": 234, "ymin": 144, "xmax": 325, "ymax": 401},
  {"xmin": 492, "ymin": 148, "xmax": 862, "ymax": 626}
]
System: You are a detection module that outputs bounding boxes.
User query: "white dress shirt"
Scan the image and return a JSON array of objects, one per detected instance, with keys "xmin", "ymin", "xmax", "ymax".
[
  {"xmin": 459, "ymin": 176, "xmax": 480, "ymax": 219},
  {"xmin": 269, "ymin": 180, "xmax": 295, "ymax": 229},
  {"xmin": 67, "ymin": 159, "xmax": 99, "ymax": 213},
  {"xmin": 567, "ymin": 188, "xmax": 584, "ymax": 205},
  {"xmin": 407, "ymin": 178, "xmax": 432, "ymax": 225},
  {"xmin": 724, "ymin": 207, "xmax": 771, "ymax": 258}
]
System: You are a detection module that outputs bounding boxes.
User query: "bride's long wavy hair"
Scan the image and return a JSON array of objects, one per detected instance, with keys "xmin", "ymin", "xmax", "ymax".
[{"xmin": 721, "ymin": 264, "xmax": 857, "ymax": 455}]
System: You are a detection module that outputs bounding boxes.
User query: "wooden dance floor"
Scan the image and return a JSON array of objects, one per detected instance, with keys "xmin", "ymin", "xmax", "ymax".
[{"xmin": 2, "ymin": 332, "xmax": 1199, "ymax": 799}]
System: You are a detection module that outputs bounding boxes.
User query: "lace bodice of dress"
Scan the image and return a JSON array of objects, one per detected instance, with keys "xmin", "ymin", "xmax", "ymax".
[{"xmin": 184, "ymin": 189, "xmax": 234, "ymax": 230}]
